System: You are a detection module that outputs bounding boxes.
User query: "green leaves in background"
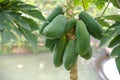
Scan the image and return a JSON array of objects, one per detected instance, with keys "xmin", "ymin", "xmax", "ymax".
[
  {"xmin": 93, "ymin": 0, "xmax": 107, "ymax": 9},
  {"xmin": 1, "ymin": 30, "xmax": 17, "ymax": 43},
  {"xmin": 73, "ymin": 0, "xmax": 107, "ymax": 10},
  {"xmin": 109, "ymin": 0, "xmax": 120, "ymax": 9},
  {"xmin": 103, "ymin": 15, "xmax": 120, "ymax": 22},
  {"xmin": 109, "ymin": 34, "xmax": 120, "ymax": 47},
  {"xmin": 0, "ymin": 0, "xmax": 45, "ymax": 45},
  {"xmin": 22, "ymin": 10, "xmax": 46, "ymax": 21},
  {"xmin": 96, "ymin": 18, "xmax": 110, "ymax": 27},
  {"xmin": 22, "ymin": 17, "xmax": 39, "ymax": 31},
  {"xmin": 73, "ymin": 0, "xmax": 81, "ymax": 7},
  {"xmin": 111, "ymin": 45, "xmax": 120, "ymax": 56},
  {"xmin": 19, "ymin": 27, "xmax": 38, "ymax": 46},
  {"xmin": 100, "ymin": 22, "xmax": 120, "ymax": 47}
]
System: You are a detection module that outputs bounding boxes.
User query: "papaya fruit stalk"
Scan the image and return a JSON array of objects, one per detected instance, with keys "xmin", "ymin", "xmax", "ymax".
[{"xmin": 66, "ymin": 0, "xmax": 78, "ymax": 80}]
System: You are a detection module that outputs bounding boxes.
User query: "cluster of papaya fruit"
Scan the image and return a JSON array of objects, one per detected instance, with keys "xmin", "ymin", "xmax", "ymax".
[{"xmin": 40, "ymin": 6, "xmax": 103, "ymax": 70}]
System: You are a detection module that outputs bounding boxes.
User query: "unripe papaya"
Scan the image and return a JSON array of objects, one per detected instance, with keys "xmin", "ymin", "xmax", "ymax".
[
  {"xmin": 81, "ymin": 46, "xmax": 92, "ymax": 60},
  {"xmin": 44, "ymin": 38, "xmax": 57, "ymax": 52},
  {"xmin": 76, "ymin": 20, "xmax": 90, "ymax": 56},
  {"xmin": 47, "ymin": 6, "xmax": 63, "ymax": 22},
  {"xmin": 65, "ymin": 18, "xmax": 77, "ymax": 33},
  {"xmin": 79, "ymin": 11, "xmax": 104, "ymax": 40},
  {"xmin": 42, "ymin": 14, "xmax": 67, "ymax": 39},
  {"xmin": 40, "ymin": 6, "xmax": 63, "ymax": 34},
  {"xmin": 63, "ymin": 40, "xmax": 78, "ymax": 70},
  {"xmin": 53, "ymin": 36, "xmax": 68, "ymax": 67}
]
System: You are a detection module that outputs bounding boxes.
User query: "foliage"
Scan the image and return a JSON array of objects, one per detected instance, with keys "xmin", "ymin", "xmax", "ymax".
[
  {"xmin": 74, "ymin": 0, "xmax": 120, "ymax": 74},
  {"xmin": 0, "ymin": 0, "xmax": 120, "ymax": 76},
  {"xmin": 0, "ymin": 0, "xmax": 45, "ymax": 46}
]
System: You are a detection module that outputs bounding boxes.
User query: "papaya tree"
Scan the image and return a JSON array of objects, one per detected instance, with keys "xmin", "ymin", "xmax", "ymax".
[
  {"xmin": 0, "ymin": 0, "xmax": 120, "ymax": 80},
  {"xmin": 40, "ymin": 0, "xmax": 120, "ymax": 80}
]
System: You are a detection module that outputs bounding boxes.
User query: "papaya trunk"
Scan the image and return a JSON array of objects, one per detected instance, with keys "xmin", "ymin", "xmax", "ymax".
[
  {"xmin": 66, "ymin": 0, "xmax": 78, "ymax": 80},
  {"xmin": 70, "ymin": 63, "xmax": 78, "ymax": 80}
]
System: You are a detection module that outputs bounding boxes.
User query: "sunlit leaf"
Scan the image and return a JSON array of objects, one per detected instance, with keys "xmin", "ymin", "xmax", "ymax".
[
  {"xmin": 21, "ymin": 10, "xmax": 46, "ymax": 21},
  {"xmin": 22, "ymin": 17, "xmax": 39, "ymax": 31},
  {"xmin": 1, "ymin": 30, "xmax": 17, "ymax": 43},
  {"xmin": 96, "ymin": 18, "xmax": 110, "ymax": 27},
  {"xmin": 73, "ymin": 0, "xmax": 81, "ymax": 7},
  {"xmin": 18, "ymin": 4, "xmax": 36, "ymax": 10},
  {"xmin": 19, "ymin": 27, "xmax": 38, "ymax": 46},
  {"xmin": 84, "ymin": 0, "xmax": 92, "ymax": 10},
  {"xmin": 10, "ymin": 13, "xmax": 31, "ymax": 31},
  {"xmin": 109, "ymin": 34, "xmax": 120, "ymax": 47},
  {"xmin": 99, "ymin": 26, "xmax": 120, "ymax": 47},
  {"xmin": 103, "ymin": 15, "xmax": 120, "ymax": 22},
  {"xmin": 95, "ymin": 0, "xmax": 106, "ymax": 9},
  {"xmin": 111, "ymin": 45, "xmax": 120, "ymax": 56}
]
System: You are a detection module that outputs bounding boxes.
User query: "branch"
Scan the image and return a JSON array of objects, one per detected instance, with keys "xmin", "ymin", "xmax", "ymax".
[
  {"xmin": 82, "ymin": 0, "xmax": 86, "ymax": 11},
  {"xmin": 101, "ymin": 1, "xmax": 110, "ymax": 17}
]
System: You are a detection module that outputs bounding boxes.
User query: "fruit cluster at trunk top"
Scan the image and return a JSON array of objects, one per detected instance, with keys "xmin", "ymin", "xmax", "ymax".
[{"xmin": 40, "ymin": 6, "xmax": 103, "ymax": 70}]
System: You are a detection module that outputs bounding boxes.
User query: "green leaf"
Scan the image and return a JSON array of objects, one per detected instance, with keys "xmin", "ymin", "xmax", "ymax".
[
  {"xmin": 109, "ymin": 0, "xmax": 120, "ymax": 9},
  {"xmin": 109, "ymin": 34, "xmax": 120, "ymax": 47},
  {"xmin": 115, "ymin": 57, "xmax": 120, "ymax": 74},
  {"xmin": 1, "ymin": 30, "xmax": 17, "ymax": 43},
  {"xmin": 73, "ymin": 0, "xmax": 81, "ymax": 6},
  {"xmin": 99, "ymin": 27, "xmax": 120, "ymax": 47},
  {"xmin": 103, "ymin": 15, "xmax": 120, "ymax": 22},
  {"xmin": 22, "ymin": 17, "xmax": 39, "ymax": 31},
  {"xmin": 13, "ymin": 27, "xmax": 22, "ymax": 37},
  {"xmin": 96, "ymin": 18, "xmax": 110, "ymax": 27},
  {"xmin": 111, "ymin": 45, "xmax": 120, "ymax": 56},
  {"xmin": 84, "ymin": 0, "xmax": 92, "ymax": 10},
  {"xmin": 0, "ymin": 0, "xmax": 4, "ymax": 3},
  {"xmin": 21, "ymin": 10, "xmax": 46, "ymax": 21},
  {"xmin": 0, "ymin": 12, "xmax": 5, "ymax": 30},
  {"xmin": 19, "ymin": 27, "xmax": 38, "ymax": 46},
  {"xmin": 10, "ymin": 14, "xmax": 31, "ymax": 31},
  {"xmin": 94, "ymin": 0, "xmax": 106, "ymax": 9},
  {"xmin": 18, "ymin": 4, "xmax": 36, "ymax": 10}
]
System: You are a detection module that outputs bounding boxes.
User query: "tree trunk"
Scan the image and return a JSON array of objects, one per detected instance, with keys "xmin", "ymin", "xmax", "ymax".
[{"xmin": 70, "ymin": 63, "xmax": 78, "ymax": 80}]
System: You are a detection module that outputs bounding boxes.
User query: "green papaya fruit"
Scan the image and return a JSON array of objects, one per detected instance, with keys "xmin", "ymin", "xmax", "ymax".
[
  {"xmin": 63, "ymin": 40, "xmax": 78, "ymax": 70},
  {"xmin": 44, "ymin": 38, "xmax": 57, "ymax": 52},
  {"xmin": 65, "ymin": 18, "xmax": 77, "ymax": 33},
  {"xmin": 81, "ymin": 46, "xmax": 92, "ymax": 60},
  {"xmin": 79, "ymin": 11, "xmax": 104, "ymax": 40},
  {"xmin": 40, "ymin": 6, "xmax": 63, "ymax": 34},
  {"xmin": 47, "ymin": 6, "xmax": 63, "ymax": 22},
  {"xmin": 53, "ymin": 36, "xmax": 68, "ymax": 67},
  {"xmin": 76, "ymin": 20, "xmax": 90, "ymax": 56},
  {"xmin": 42, "ymin": 14, "xmax": 67, "ymax": 39}
]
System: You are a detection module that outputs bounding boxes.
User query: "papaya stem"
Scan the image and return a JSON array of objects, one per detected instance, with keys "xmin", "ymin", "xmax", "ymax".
[
  {"xmin": 82, "ymin": 0, "xmax": 86, "ymax": 11},
  {"xmin": 70, "ymin": 63, "xmax": 78, "ymax": 80},
  {"xmin": 101, "ymin": 1, "xmax": 110, "ymax": 17}
]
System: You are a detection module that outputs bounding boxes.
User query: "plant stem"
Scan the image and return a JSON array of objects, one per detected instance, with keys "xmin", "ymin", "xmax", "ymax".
[
  {"xmin": 101, "ymin": 1, "xmax": 110, "ymax": 17},
  {"xmin": 70, "ymin": 63, "xmax": 78, "ymax": 80},
  {"xmin": 82, "ymin": 0, "xmax": 86, "ymax": 11}
]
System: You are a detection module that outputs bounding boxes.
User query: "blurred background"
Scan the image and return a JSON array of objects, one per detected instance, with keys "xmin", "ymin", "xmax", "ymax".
[{"xmin": 0, "ymin": 0, "xmax": 120, "ymax": 80}]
